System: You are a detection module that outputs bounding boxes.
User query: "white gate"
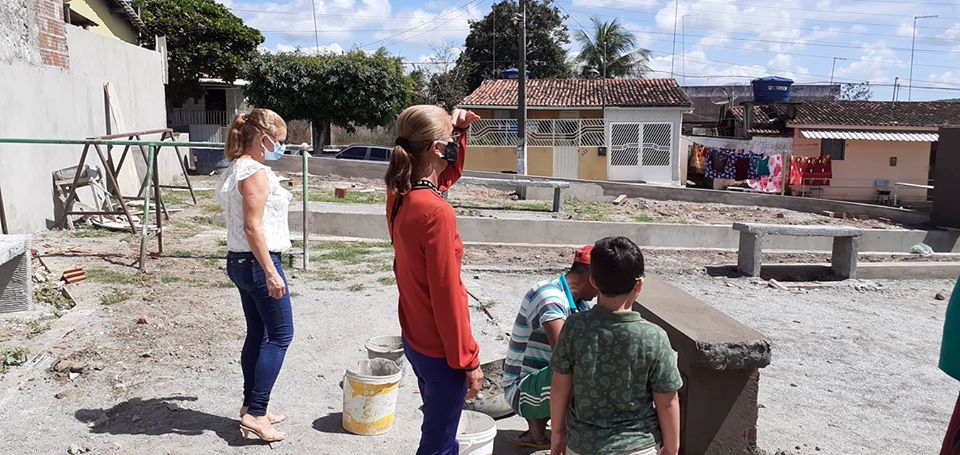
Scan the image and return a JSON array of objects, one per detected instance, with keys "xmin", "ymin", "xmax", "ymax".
[
  {"xmin": 608, "ymin": 122, "xmax": 674, "ymax": 182},
  {"xmin": 554, "ymin": 146, "xmax": 580, "ymax": 179}
]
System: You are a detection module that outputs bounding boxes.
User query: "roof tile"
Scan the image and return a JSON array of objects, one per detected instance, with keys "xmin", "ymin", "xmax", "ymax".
[{"xmin": 460, "ymin": 79, "xmax": 692, "ymax": 108}]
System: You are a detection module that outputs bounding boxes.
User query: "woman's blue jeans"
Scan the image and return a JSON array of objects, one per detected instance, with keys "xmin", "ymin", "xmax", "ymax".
[
  {"xmin": 403, "ymin": 337, "xmax": 467, "ymax": 455},
  {"xmin": 226, "ymin": 252, "xmax": 294, "ymax": 417}
]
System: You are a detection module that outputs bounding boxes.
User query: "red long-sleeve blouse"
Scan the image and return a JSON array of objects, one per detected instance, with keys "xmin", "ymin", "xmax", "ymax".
[{"xmin": 386, "ymin": 132, "xmax": 480, "ymax": 370}]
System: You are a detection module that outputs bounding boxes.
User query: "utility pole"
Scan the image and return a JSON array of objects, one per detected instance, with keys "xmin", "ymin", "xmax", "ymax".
[
  {"xmin": 670, "ymin": 0, "xmax": 679, "ymax": 78},
  {"xmin": 909, "ymin": 15, "xmax": 937, "ymax": 101},
  {"xmin": 681, "ymin": 14, "xmax": 688, "ymax": 85},
  {"xmin": 517, "ymin": 0, "xmax": 527, "ymax": 176}
]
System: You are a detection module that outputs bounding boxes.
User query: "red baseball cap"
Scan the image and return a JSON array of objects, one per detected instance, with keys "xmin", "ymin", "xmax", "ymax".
[{"xmin": 574, "ymin": 245, "xmax": 593, "ymax": 265}]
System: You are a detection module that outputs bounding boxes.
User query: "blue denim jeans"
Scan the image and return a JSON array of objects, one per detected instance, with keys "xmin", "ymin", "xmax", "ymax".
[
  {"xmin": 403, "ymin": 337, "xmax": 467, "ymax": 455},
  {"xmin": 226, "ymin": 251, "xmax": 294, "ymax": 417}
]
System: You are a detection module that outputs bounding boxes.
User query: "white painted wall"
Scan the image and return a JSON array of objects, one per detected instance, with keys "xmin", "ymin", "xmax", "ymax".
[
  {"xmin": 604, "ymin": 107, "xmax": 688, "ymax": 184},
  {"xmin": 0, "ymin": 26, "xmax": 172, "ymax": 232}
]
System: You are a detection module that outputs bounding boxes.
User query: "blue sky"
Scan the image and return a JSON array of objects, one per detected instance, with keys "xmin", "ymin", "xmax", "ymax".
[{"xmin": 216, "ymin": 0, "xmax": 960, "ymax": 101}]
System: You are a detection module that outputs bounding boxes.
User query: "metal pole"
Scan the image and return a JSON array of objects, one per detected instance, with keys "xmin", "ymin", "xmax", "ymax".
[
  {"xmin": 139, "ymin": 145, "xmax": 155, "ymax": 272},
  {"xmin": 302, "ymin": 148, "xmax": 309, "ymax": 271},
  {"xmin": 681, "ymin": 15, "xmax": 687, "ymax": 85},
  {"xmin": 310, "ymin": 0, "xmax": 321, "ymax": 54},
  {"xmin": 517, "ymin": 0, "xmax": 527, "ymax": 176},
  {"xmin": 670, "ymin": 0, "xmax": 679, "ymax": 78},
  {"xmin": 909, "ymin": 15, "xmax": 937, "ymax": 102},
  {"xmin": 831, "ymin": 58, "xmax": 837, "ymax": 85}
]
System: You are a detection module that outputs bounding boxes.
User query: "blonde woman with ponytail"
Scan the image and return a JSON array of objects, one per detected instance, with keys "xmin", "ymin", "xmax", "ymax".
[
  {"xmin": 385, "ymin": 105, "xmax": 482, "ymax": 454},
  {"xmin": 216, "ymin": 108, "xmax": 293, "ymax": 443}
]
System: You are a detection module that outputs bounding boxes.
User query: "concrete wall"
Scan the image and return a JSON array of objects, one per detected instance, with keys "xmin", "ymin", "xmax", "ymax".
[
  {"xmin": 793, "ymin": 131, "xmax": 932, "ymax": 203},
  {"xmin": 69, "ymin": 0, "xmax": 139, "ymax": 44},
  {"xmin": 0, "ymin": 24, "xmax": 171, "ymax": 232},
  {"xmin": 578, "ymin": 147, "xmax": 607, "ymax": 180},
  {"xmin": 291, "ymin": 205, "xmax": 960, "ymax": 253}
]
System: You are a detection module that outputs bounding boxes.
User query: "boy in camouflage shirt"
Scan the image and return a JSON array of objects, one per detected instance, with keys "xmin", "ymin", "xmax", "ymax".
[{"xmin": 550, "ymin": 237, "xmax": 682, "ymax": 455}]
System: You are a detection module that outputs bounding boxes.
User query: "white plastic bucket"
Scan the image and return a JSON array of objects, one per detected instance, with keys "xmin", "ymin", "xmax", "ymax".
[
  {"xmin": 365, "ymin": 335, "xmax": 406, "ymax": 371},
  {"xmin": 457, "ymin": 410, "xmax": 497, "ymax": 455},
  {"xmin": 342, "ymin": 358, "xmax": 402, "ymax": 435}
]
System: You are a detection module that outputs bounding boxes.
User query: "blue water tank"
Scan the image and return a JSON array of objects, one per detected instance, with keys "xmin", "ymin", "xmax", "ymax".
[
  {"xmin": 751, "ymin": 76, "xmax": 794, "ymax": 103},
  {"xmin": 501, "ymin": 68, "xmax": 531, "ymax": 79}
]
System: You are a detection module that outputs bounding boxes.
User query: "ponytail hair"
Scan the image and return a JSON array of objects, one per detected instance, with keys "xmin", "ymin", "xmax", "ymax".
[
  {"xmin": 384, "ymin": 105, "xmax": 451, "ymax": 194},
  {"xmin": 223, "ymin": 108, "xmax": 286, "ymax": 161}
]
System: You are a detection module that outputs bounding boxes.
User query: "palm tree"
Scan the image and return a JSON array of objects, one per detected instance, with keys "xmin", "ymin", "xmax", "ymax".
[{"xmin": 575, "ymin": 18, "xmax": 651, "ymax": 78}]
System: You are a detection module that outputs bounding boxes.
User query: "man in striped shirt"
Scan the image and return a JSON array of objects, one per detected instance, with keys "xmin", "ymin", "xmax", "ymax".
[{"xmin": 503, "ymin": 245, "xmax": 598, "ymax": 449}]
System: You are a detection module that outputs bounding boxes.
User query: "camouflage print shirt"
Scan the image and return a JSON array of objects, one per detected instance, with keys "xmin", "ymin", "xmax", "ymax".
[{"xmin": 551, "ymin": 306, "xmax": 683, "ymax": 454}]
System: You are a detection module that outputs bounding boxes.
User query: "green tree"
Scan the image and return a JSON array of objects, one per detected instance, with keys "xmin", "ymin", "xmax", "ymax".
[
  {"xmin": 839, "ymin": 82, "xmax": 873, "ymax": 101},
  {"xmin": 243, "ymin": 49, "xmax": 410, "ymax": 149},
  {"xmin": 138, "ymin": 0, "xmax": 263, "ymax": 106},
  {"xmin": 457, "ymin": 0, "xmax": 571, "ymax": 92},
  {"xmin": 407, "ymin": 67, "xmax": 430, "ymax": 106},
  {"xmin": 575, "ymin": 18, "xmax": 650, "ymax": 78}
]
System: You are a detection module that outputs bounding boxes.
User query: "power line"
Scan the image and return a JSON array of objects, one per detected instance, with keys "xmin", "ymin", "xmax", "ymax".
[{"xmin": 358, "ymin": 0, "xmax": 484, "ymax": 48}]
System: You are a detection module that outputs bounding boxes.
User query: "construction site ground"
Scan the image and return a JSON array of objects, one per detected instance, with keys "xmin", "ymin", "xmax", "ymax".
[{"xmin": 0, "ymin": 176, "xmax": 954, "ymax": 455}]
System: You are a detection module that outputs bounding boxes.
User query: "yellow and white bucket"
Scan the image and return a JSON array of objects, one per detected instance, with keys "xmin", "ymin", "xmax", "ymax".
[{"xmin": 342, "ymin": 358, "xmax": 403, "ymax": 435}]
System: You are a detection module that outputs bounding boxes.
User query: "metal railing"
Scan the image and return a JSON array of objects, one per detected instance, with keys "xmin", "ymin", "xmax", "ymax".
[
  {"xmin": 468, "ymin": 119, "xmax": 606, "ymax": 147},
  {"xmin": 0, "ymin": 137, "xmax": 312, "ymax": 273},
  {"xmin": 169, "ymin": 109, "xmax": 231, "ymax": 127}
]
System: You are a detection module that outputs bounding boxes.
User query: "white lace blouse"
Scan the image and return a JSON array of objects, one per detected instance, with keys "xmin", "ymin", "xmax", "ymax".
[{"xmin": 217, "ymin": 158, "xmax": 293, "ymax": 253}]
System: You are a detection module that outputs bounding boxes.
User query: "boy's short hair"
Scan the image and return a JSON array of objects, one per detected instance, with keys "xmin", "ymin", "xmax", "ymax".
[{"xmin": 591, "ymin": 236, "xmax": 645, "ymax": 296}]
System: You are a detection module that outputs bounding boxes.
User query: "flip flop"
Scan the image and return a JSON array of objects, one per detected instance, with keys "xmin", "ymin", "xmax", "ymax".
[{"xmin": 508, "ymin": 430, "xmax": 551, "ymax": 449}]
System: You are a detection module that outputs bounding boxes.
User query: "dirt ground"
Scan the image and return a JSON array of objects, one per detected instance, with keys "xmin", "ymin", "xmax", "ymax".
[{"xmin": 0, "ymin": 182, "xmax": 954, "ymax": 454}]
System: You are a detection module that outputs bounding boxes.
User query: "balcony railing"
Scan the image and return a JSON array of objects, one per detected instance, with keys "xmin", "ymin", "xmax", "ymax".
[
  {"xmin": 169, "ymin": 109, "xmax": 230, "ymax": 127},
  {"xmin": 468, "ymin": 119, "xmax": 606, "ymax": 147}
]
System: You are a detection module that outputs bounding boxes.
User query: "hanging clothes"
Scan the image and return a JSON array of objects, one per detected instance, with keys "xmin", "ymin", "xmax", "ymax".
[
  {"xmin": 747, "ymin": 154, "xmax": 784, "ymax": 193},
  {"xmin": 705, "ymin": 148, "xmax": 737, "ymax": 179},
  {"xmin": 734, "ymin": 155, "xmax": 751, "ymax": 180},
  {"xmin": 689, "ymin": 144, "xmax": 707, "ymax": 174},
  {"xmin": 790, "ymin": 156, "xmax": 833, "ymax": 187}
]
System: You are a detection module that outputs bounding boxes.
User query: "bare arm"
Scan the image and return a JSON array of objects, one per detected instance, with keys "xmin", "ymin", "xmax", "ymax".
[
  {"xmin": 653, "ymin": 391, "xmax": 680, "ymax": 455},
  {"xmin": 543, "ymin": 318, "xmax": 564, "ymax": 348},
  {"xmin": 238, "ymin": 171, "xmax": 286, "ymax": 299},
  {"xmin": 550, "ymin": 371, "xmax": 573, "ymax": 455}
]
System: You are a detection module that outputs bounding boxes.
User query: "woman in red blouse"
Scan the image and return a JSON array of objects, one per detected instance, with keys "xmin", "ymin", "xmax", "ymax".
[{"xmin": 385, "ymin": 105, "xmax": 482, "ymax": 454}]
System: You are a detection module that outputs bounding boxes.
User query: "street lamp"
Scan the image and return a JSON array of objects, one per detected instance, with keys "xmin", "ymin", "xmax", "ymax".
[
  {"xmin": 830, "ymin": 57, "xmax": 848, "ymax": 85},
  {"xmin": 909, "ymin": 14, "xmax": 937, "ymax": 101}
]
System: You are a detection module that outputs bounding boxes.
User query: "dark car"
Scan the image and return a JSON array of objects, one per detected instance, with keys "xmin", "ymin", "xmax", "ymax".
[{"xmin": 333, "ymin": 145, "xmax": 392, "ymax": 162}]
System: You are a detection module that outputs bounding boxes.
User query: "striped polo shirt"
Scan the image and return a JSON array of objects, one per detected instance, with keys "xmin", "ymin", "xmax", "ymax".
[{"xmin": 503, "ymin": 276, "xmax": 590, "ymax": 392}]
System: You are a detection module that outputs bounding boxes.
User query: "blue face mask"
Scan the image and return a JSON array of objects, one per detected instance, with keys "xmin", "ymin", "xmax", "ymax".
[{"xmin": 262, "ymin": 136, "xmax": 286, "ymax": 161}]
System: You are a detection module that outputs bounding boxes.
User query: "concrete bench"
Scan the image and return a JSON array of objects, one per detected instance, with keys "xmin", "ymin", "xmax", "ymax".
[
  {"xmin": 456, "ymin": 177, "xmax": 570, "ymax": 212},
  {"xmin": 733, "ymin": 222, "xmax": 862, "ymax": 279},
  {"xmin": 0, "ymin": 235, "xmax": 33, "ymax": 313},
  {"xmin": 634, "ymin": 277, "xmax": 771, "ymax": 455}
]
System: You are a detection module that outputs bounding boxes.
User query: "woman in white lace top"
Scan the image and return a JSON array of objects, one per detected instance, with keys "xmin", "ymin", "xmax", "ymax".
[{"xmin": 216, "ymin": 108, "xmax": 293, "ymax": 443}]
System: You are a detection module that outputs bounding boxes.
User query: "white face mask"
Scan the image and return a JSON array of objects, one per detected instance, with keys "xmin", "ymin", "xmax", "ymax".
[{"xmin": 262, "ymin": 136, "xmax": 286, "ymax": 161}]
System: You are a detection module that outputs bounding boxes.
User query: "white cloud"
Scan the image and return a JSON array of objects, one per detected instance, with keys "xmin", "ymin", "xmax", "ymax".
[
  {"xmin": 572, "ymin": 0, "xmax": 657, "ymax": 8},
  {"xmin": 273, "ymin": 42, "xmax": 345, "ymax": 54},
  {"xmin": 928, "ymin": 71, "xmax": 960, "ymax": 85},
  {"xmin": 768, "ymin": 54, "xmax": 792, "ymax": 69}
]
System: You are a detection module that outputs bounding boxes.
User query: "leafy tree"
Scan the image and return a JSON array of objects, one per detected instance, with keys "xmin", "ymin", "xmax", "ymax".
[
  {"xmin": 422, "ymin": 42, "xmax": 470, "ymax": 110},
  {"xmin": 243, "ymin": 49, "xmax": 410, "ymax": 149},
  {"xmin": 457, "ymin": 0, "xmax": 571, "ymax": 92},
  {"xmin": 839, "ymin": 82, "xmax": 873, "ymax": 101},
  {"xmin": 138, "ymin": 0, "xmax": 263, "ymax": 106},
  {"xmin": 407, "ymin": 67, "xmax": 430, "ymax": 106},
  {"xmin": 575, "ymin": 18, "xmax": 650, "ymax": 78}
]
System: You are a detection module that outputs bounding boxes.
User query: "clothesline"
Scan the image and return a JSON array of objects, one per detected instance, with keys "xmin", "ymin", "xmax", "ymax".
[{"xmin": 688, "ymin": 143, "xmax": 834, "ymax": 197}]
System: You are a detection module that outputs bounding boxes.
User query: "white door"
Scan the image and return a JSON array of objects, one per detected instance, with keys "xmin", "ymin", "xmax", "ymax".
[
  {"xmin": 554, "ymin": 146, "xmax": 580, "ymax": 179},
  {"xmin": 607, "ymin": 122, "xmax": 673, "ymax": 183}
]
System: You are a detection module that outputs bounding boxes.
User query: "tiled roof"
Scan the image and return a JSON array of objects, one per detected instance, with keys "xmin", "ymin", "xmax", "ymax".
[
  {"xmin": 792, "ymin": 101, "xmax": 960, "ymax": 128},
  {"xmin": 460, "ymin": 79, "xmax": 692, "ymax": 108}
]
